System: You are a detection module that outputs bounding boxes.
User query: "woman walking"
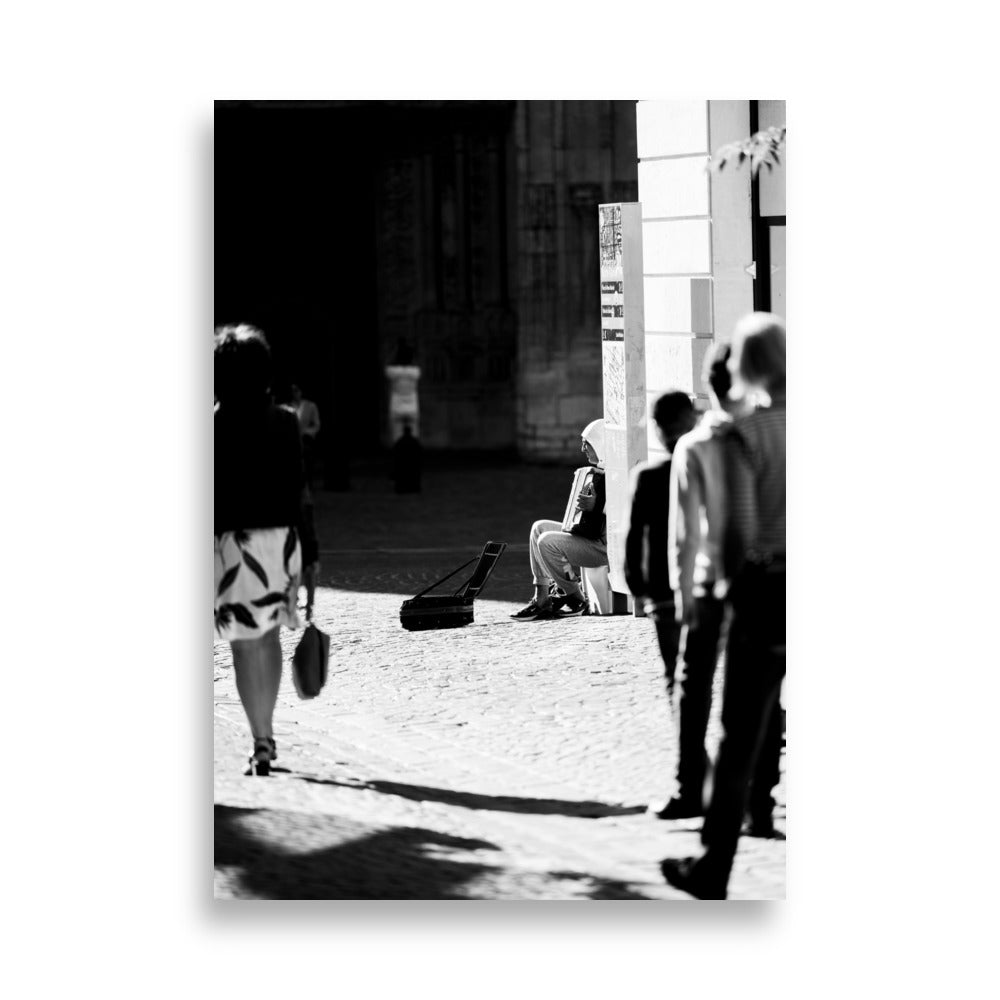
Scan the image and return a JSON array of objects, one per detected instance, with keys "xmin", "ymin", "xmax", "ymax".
[{"xmin": 214, "ymin": 324, "xmax": 305, "ymax": 775}]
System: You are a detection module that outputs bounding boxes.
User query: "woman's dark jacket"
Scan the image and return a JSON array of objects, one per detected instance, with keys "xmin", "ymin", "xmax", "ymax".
[{"xmin": 214, "ymin": 402, "xmax": 305, "ymax": 536}]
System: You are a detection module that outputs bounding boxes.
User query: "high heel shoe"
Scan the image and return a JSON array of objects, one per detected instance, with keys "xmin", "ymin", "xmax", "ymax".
[{"xmin": 245, "ymin": 736, "xmax": 276, "ymax": 776}]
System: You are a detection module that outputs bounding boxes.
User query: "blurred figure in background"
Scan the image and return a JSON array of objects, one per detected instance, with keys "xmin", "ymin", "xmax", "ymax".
[
  {"xmin": 392, "ymin": 421, "xmax": 423, "ymax": 494},
  {"xmin": 290, "ymin": 383, "xmax": 321, "ymax": 485},
  {"xmin": 275, "ymin": 384, "xmax": 321, "ymax": 620},
  {"xmin": 662, "ymin": 312, "xmax": 786, "ymax": 899},
  {"xmin": 214, "ymin": 325, "xmax": 305, "ymax": 776},
  {"xmin": 298, "ymin": 486, "xmax": 320, "ymax": 621},
  {"xmin": 623, "ymin": 390, "xmax": 697, "ymax": 817}
]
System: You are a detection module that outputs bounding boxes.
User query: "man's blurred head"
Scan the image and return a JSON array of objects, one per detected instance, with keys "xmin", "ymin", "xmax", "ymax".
[{"xmin": 652, "ymin": 391, "xmax": 697, "ymax": 453}]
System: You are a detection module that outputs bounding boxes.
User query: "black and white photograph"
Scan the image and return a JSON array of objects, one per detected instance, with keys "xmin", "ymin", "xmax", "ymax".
[
  {"xmin": 213, "ymin": 99, "xmax": 787, "ymax": 900},
  {"xmin": 7, "ymin": 0, "xmax": 998, "ymax": 994}
]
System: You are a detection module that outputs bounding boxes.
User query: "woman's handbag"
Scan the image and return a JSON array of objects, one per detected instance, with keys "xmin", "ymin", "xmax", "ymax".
[{"xmin": 292, "ymin": 622, "xmax": 330, "ymax": 699}]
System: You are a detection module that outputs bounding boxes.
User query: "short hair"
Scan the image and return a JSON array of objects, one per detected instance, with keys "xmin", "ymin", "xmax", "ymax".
[
  {"xmin": 652, "ymin": 390, "xmax": 696, "ymax": 438},
  {"xmin": 702, "ymin": 340, "xmax": 733, "ymax": 401},
  {"xmin": 732, "ymin": 313, "xmax": 786, "ymax": 393},
  {"xmin": 214, "ymin": 323, "xmax": 272, "ymax": 405}
]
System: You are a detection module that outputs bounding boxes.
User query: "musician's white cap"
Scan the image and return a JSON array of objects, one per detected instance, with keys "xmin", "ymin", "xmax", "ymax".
[{"xmin": 581, "ymin": 418, "xmax": 605, "ymax": 466}]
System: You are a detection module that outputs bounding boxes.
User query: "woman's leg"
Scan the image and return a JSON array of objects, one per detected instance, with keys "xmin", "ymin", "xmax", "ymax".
[
  {"xmin": 230, "ymin": 627, "xmax": 283, "ymax": 740},
  {"xmin": 303, "ymin": 562, "xmax": 317, "ymax": 619}
]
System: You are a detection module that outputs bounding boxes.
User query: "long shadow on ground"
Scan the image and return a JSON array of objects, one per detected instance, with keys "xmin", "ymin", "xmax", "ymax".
[
  {"xmin": 298, "ymin": 776, "xmax": 647, "ymax": 818},
  {"xmin": 215, "ymin": 804, "xmax": 496, "ymax": 899},
  {"xmin": 215, "ymin": 805, "xmax": 653, "ymax": 899}
]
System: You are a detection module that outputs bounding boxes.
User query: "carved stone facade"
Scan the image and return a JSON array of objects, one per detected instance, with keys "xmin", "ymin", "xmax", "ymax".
[
  {"xmin": 368, "ymin": 100, "xmax": 638, "ymax": 459},
  {"xmin": 512, "ymin": 101, "xmax": 639, "ymax": 461},
  {"xmin": 372, "ymin": 109, "xmax": 517, "ymax": 450},
  {"xmin": 215, "ymin": 100, "xmax": 638, "ymax": 461}
]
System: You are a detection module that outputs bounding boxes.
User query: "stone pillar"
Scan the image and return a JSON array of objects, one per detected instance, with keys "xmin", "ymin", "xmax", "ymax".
[
  {"xmin": 636, "ymin": 100, "xmax": 754, "ymax": 459},
  {"xmin": 707, "ymin": 101, "xmax": 756, "ymax": 353},
  {"xmin": 598, "ymin": 202, "xmax": 647, "ymax": 600}
]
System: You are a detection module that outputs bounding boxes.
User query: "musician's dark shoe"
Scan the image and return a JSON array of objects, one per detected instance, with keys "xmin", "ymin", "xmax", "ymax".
[
  {"xmin": 555, "ymin": 592, "xmax": 587, "ymax": 616},
  {"xmin": 510, "ymin": 600, "xmax": 556, "ymax": 622}
]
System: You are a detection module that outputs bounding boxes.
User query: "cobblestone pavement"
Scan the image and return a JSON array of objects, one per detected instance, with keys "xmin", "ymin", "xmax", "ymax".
[{"xmin": 214, "ymin": 461, "xmax": 786, "ymax": 900}]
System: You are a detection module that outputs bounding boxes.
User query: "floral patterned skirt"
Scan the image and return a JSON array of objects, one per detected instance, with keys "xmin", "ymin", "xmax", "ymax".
[{"xmin": 214, "ymin": 526, "xmax": 302, "ymax": 642}]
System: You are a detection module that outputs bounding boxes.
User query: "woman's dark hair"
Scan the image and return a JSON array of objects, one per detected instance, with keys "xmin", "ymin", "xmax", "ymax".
[{"xmin": 214, "ymin": 324, "xmax": 272, "ymax": 405}]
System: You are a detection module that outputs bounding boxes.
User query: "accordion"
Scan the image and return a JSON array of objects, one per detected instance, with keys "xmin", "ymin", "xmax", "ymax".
[
  {"xmin": 399, "ymin": 541, "xmax": 507, "ymax": 631},
  {"xmin": 562, "ymin": 466, "xmax": 596, "ymax": 531}
]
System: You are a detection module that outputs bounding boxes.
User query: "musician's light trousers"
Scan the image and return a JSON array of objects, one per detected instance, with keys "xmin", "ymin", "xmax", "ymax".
[{"xmin": 529, "ymin": 519, "xmax": 608, "ymax": 594}]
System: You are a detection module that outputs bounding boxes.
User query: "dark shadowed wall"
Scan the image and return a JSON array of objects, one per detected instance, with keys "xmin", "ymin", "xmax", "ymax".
[{"xmin": 215, "ymin": 100, "xmax": 637, "ymax": 463}]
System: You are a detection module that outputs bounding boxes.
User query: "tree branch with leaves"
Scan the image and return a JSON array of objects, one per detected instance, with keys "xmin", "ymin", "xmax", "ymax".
[{"xmin": 709, "ymin": 125, "xmax": 786, "ymax": 177}]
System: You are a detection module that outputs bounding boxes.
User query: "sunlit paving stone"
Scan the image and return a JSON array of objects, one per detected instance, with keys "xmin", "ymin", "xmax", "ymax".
[{"xmin": 215, "ymin": 466, "xmax": 785, "ymax": 901}]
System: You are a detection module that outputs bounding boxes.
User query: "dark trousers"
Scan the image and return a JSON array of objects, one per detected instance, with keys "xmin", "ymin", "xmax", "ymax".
[
  {"xmin": 698, "ymin": 570, "xmax": 786, "ymax": 890},
  {"xmin": 671, "ymin": 593, "xmax": 726, "ymax": 805},
  {"xmin": 653, "ymin": 600, "xmax": 683, "ymax": 705},
  {"xmin": 652, "ymin": 598, "xmax": 683, "ymax": 747}
]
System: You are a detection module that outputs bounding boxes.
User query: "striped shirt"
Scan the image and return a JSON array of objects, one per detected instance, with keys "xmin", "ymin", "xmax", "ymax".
[
  {"xmin": 724, "ymin": 399, "xmax": 785, "ymax": 575},
  {"xmin": 668, "ymin": 410, "xmax": 732, "ymax": 616}
]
